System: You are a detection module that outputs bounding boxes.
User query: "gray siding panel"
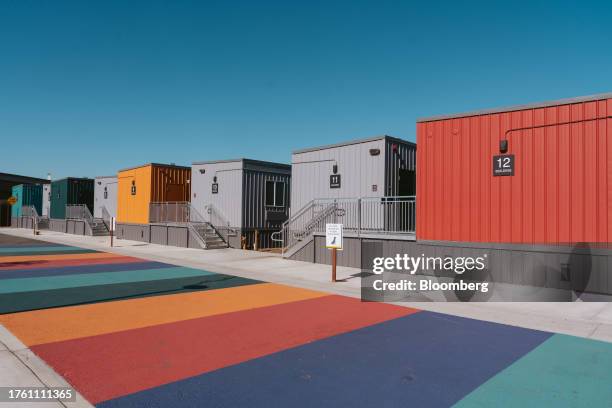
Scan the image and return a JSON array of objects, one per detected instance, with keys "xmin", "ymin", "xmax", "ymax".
[
  {"xmin": 150, "ymin": 225, "xmax": 168, "ymax": 245},
  {"xmin": 191, "ymin": 161, "xmax": 244, "ymax": 227},
  {"xmin": 290, "ymin": 237, "xmax": 612, "ymax": 295},
  {"xmin": 168, "ymin": 226, "xmax": 188, "ymax": 247},
  {"xmin": 117, "ymin": 223, "xmax": 150, "ymax": 242},
  {"xmin": 94, "ymin": 176, "xmax": 118, "ymax": 218},
  {"xmin": 291, "ymin": 138, "xmax": 386, "ymax": 215}
]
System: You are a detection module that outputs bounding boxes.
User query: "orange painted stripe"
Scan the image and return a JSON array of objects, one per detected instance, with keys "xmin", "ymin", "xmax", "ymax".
[
  {"xmin": 0, "ymin": 283, "xmax": 327, "ymax": 346},
  {"xmin": 0, "ymin": 252, "xmax": 121, "ymax": 264}
]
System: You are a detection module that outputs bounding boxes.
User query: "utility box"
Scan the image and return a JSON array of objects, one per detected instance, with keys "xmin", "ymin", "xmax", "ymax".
[
  {"xmin": 94, "ymin": 176, "xmax": 118, "ymax": 219},
  {"xmin": 191, "ymin": 158, "xmax": 291, "ymax": 248},
  {"xmin": 117, "ymin": 163, "xmax": 191, "ymax": 224},
  {"xmin": 11, "ymin": 184, "xmax": 43, "ymax": 218},
  {"xmin": 290, "ymin": 135, "xmax": 416, "ymax": 215},
  {"xmin": 50, "ymin": 178, "xmax": 94, "ymax": 219}
]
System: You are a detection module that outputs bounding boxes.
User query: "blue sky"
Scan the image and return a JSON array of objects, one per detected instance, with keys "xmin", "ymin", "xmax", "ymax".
[{"xmin": 2, "ymin": 0, "xmax": 611, "ymax": 179}]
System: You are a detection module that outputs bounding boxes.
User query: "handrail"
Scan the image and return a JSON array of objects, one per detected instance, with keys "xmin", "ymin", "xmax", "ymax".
[
  {"xmin": 66, "ymin": 204, "xmax": 94, "ymax": 223},
  {"xmin": 274, "ymin": 196, "xmax": 417, "ymax": 255},
  {"xmin": 22, "ymin": 205, "xmax": 40, "ymax": 223},
  {"xmin": 101, "ymin": 206, "xmax": 112, "ymax": 230}
]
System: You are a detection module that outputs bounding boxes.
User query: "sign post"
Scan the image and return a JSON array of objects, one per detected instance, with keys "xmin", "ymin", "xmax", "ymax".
[
  {"xmin": 325, "ymin": 223, "xmax": 343, "ymax": 282},
  {"xmin": 110, "ymin": 217, "xmax": 115, "ymax": 247}
]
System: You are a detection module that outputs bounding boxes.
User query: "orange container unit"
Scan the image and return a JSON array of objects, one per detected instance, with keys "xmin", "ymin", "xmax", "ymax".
[{"xmin": 117, "ymin": 163, "xmax": 191, "ymax": 224}]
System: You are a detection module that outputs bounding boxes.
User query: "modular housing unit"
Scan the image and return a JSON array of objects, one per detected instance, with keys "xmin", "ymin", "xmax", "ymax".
[
  {"xmin": 116, "ymin": 163, "xmax": 191, "ymax": 225},
  {"xmin": 1, "ymin": 172, "xmax": 49, "ymax": 227},
  {"xmin": 94, "ymin": 176, "xmax": 118, "ymax": 219},
  {"xmin": 413, "ymin": 92, "xmax": 612, "ymax": 296},
  {"xmin": 284, "ymin": 135, "xmax": 416, "ymax": 263},
  {"xmin": 290, "ymin": 135, "xmax": 416, "ymax": 214},
  {"xmin": 11, "ymin": 184, "xmax": 43, "ymax": 218},
  {"xmin": 49, "ymin": 178, "xmax": 94, "ymax": 220},
  {"xmin": 191, "ymin": 158, "xmax": 291, "ymax": 248}
]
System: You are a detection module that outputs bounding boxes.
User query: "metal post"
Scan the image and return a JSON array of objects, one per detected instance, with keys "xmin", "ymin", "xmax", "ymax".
[
  {"xmin": 357, "ymin": 198, "xmax": 361, "ymax": 237},
  {"xmin": 110, "ymin": 217, "xmax": 114, "ymax": 247},
  {"xmin": 332, "ymin": 248, "xmax": 337, "ymax": 282}
]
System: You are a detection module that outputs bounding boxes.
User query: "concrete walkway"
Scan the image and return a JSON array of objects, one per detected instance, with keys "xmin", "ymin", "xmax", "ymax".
[{"xmin": 2, "ymin": 227, "xmax": 612, "ymax": 344}]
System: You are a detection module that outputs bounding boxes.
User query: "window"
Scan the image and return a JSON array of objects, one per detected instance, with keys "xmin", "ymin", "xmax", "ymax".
[{"xmin": 265, "ymin": 181, "xmax": 285, "ymax": 207}]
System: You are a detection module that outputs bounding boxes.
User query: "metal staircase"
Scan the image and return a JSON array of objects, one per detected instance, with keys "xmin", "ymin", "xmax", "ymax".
[
  {"xmin": 149, "ymin": 202, "xmax": 236, "ymax": 249},
  {"xmin": 272, "ymin": 196, "xmax": 417, "ymax": 258},
  {"xmin": 272, "ymin": 201, "xmax": 338, "ymax": 258},
  {"xmin": 66, "ymin": 204, "xmax": 110, "ymax": 236},
  {"xmin": 22, "ymin": 205, "xmax": 48, "ymax": 229}
]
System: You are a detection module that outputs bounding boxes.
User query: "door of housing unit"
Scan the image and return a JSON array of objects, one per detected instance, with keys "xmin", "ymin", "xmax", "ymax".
[{"xmin": 396, "ymin": 169, "xmax": 416, "ymax": 231}]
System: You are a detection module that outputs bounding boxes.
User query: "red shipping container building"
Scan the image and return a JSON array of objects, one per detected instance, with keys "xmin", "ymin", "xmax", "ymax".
[{"xmin": 417, "ymin": 93, "xmax": 612, "ymax": 245}]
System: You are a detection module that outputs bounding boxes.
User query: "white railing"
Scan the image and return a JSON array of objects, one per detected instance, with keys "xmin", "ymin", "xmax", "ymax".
[
  {"xmin": 272, "ymin": 196, "xmax": 416, "ymax": 255},
  {"xmin": 203, "ymin": 204, "xmax": 237, "ymax": 244},
  {"xmin": 149, "ymin": 202, "xmax": 237, "ymax": 247},
  {"xmin": 22, "ymin": 205, "xmax": 40, "ymax": 222},
  {"xmin": 66, "ymin": 204, "xmax": 94, "ymax": 223},
  {"xmin": 101, "ymin": 206, "xmax": 112, "ymax": 230},
  {"xmin": 149, "ymin": 201, "xmax": 191, "ymax": 223}
]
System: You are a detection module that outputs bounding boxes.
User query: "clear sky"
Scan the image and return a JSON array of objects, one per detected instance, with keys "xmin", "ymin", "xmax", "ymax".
[{"xmin": 2, "ymin": 0, "xmax": 611, "ymax": 179}]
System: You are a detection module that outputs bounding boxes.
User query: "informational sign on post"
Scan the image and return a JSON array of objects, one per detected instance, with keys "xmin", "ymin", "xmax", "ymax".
[
  {"xmin": 325, "ymin": 223, "xmax": 343, "ymax": 249},
  {"xmin": 326, "ymin": 223, "xmax": 343, "ymax": 282}
]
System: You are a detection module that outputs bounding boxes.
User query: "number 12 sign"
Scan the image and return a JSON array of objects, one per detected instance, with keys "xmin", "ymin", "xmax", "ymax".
[{"xmin": 493, "ymin": 154, "xmax": 514, "ymax": 176}]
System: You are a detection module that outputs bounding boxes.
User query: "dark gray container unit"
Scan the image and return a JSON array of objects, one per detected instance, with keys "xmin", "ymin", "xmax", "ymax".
[{"xmin": 191, "ymin": 158, "xmax": 291, "ymax": 249}]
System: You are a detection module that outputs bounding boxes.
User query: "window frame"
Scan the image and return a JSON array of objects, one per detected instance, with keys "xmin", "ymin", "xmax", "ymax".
[{"xmin": 265, "ymin": 180, "xmax": 285, "ymax": 208}]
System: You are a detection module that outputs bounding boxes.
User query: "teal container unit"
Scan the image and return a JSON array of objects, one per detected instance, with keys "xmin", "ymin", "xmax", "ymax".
[
  {"xmin": 10, "ymin": 184, "xmax": 43, "ymax": 217},
  {"xmin": 50, "ymin": 178, "xmax": 95, "ymax": 219}
]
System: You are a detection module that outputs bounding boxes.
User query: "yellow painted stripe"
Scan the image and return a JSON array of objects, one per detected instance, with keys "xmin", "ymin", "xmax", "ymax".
[{"xmin": 0, "ymin": 283, "xmax": 327, "ymax": 346}]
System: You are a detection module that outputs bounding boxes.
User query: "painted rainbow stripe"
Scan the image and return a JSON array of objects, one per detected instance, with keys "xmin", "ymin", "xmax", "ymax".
[{"xmin": 1, "ymin": 235, "xmax": 611, "ymax": 407}]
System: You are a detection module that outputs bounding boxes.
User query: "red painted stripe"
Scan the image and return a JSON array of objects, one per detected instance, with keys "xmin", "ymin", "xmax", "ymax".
[
  {"xmin": 0, "ymin": 256, "xmax": 144, "ymax": 271},
  {"xmin": 32, "ymin": 295, "xmax": 417, "ymax": 404}
]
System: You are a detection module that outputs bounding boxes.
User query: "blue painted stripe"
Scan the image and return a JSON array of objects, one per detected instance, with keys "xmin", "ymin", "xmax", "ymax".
[
  {"xmin": 0, "ymin": 261, "xmax": 172, "ymax": 280},
  {"xmin": 98, "ymin": 312, "xmax": 552, "ymax": 408}
]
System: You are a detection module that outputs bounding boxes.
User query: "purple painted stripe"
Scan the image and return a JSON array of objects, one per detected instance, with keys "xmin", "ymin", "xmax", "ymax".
[{"xmin": 0, "ymin": 261, "xmax": 173, "ymax": 280}]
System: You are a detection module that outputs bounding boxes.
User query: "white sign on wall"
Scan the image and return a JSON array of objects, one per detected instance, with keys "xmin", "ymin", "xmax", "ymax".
[{"xmin": 325, "ymin": 223, "xmax": 343, "ymax": 249}]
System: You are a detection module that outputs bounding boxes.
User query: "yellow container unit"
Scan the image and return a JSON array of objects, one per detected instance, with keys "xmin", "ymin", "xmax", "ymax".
[{"xmin": 117, "ymin": 163, "xmax": 191, "ymax": 224}]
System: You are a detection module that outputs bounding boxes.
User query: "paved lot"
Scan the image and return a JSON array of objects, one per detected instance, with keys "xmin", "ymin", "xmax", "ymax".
[{"xmin": 0, "ymin": 232, "xmax": 611, "ymax": 407}]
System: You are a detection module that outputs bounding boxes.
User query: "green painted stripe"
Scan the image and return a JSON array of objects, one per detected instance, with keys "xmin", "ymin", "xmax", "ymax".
[
  {"xmin": 454, "ymin": 334, "xmax": 612, "ymax": 407},
  {"xmin": 0, "ymin": 267, "xmax": 216, "ymax": 294},
  {"xmin": 0, "ymin": 275, "xmax": 260, "ymax": 314},
  {"xmin": 0, "ymin": 246, "xmax": 87, "ymax": 253}
]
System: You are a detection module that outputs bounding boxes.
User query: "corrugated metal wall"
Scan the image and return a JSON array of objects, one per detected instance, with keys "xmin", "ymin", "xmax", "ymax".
[
  {"xmin": 94, "ymin": 177, "xmax": 118, "ymax": 218},
  {"xmin": 191, "ymin": 161, "xmax": 243, "ymax": 227},
  {"xmin": 242, "ymin": 168, "xmax": 290, "ymax": 229},
  {"xmin": 384, "ymin": 139, "xmax": 417, "ymax": 196},
  {"xmin": 50, "ymin": 178, "xmax": 94, "ymax": 219},
  {"xmin": 150, "ymin": 166, "xmax": 191, "ymax": 203},
  {"xmin": 291, "ymin": 138, "xmax": 386, "ymax": 216},
  {"xmin": 10, "ymin": 184, "xmax": 42, "ymax": 217},
  {"xmin": 417, "ymin": 96, "xmax": 612, "ymax": 244}
]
